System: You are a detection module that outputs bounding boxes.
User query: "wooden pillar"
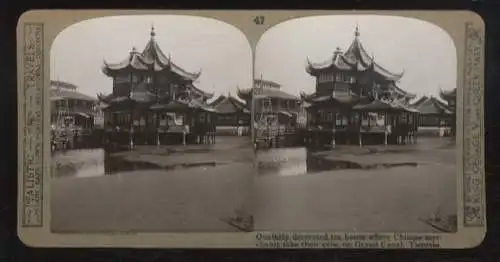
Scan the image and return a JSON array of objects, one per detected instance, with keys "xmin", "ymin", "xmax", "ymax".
[
  {"xmin": 207, "ymin": 112, "xmax": 212, "ymax": 144},
  {"xmin": 384, "ymin": 112, "xmax": 388, "ymax": 147},
  {"xmin": 198, "ymin": 111, "xmax": 205, "ymax": 144},
  {"xmin": 156, "ymin": 112, "xmax": 161, "ymax": 147},
  {"xmin": 404, "ymin": 112, "xmax": 408, "ymax": 144},
  {"xmin": 209, "ymin": 113, "xmax": 213, "ymax": 144},
  {"xmin": 214, "ymin": 113, "xmax": 217, "ymax": 143},
  {"xmin": 198, "ymin": 112, "xmax": 202, "ymax": 145},
  {"xmin": 438, "ymin": 115, "xmax": 442, "ymax": 137},
  {"xmin": 414, "ymin": 112, "xmax": 418, "ymax": 144},
  {"xmin": 331, "ymin": 129, "xmax": 336, "ymax": 149},
  {"xmin": 128, "ymin": 110, "xmax": 134, "ymax": 150},
  {"xmin": 413, "ymin": 112, "xmax": 417, "ymax": 144},
  {"xmin": 236, "ymin": 113, "xmax": 240, "ymax": 136},
  {"xmin": 204, "ymin": 111, "xmax": 208, "ymax": 144}
]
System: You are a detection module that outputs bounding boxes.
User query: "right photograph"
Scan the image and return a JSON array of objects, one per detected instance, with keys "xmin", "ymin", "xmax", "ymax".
[{"xmin": 252, "ymin": 15, "xmax": 457, "ymax": 232}]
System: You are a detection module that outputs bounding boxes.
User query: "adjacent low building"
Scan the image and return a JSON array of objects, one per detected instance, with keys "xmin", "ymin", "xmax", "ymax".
[
  {"xmin": 209, "ymin": 93, "xmax": 250, "ymax": 135},
  {"xmin": 412, "ymin": 96, "xmax": 453, "ymax": 128},
  {"xmin": 50, "ymin": 80, "xmax": 97, "ymax": 131},
  {"xmin": 440, "ymin": 88, "xmax": 457, "ymax": 136},
  {"xmin": 252, "ymin": 78, "xmax": 302, "ymax": 140}
]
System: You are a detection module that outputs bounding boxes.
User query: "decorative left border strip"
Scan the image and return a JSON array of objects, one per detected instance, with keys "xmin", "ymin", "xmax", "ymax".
[{"xmin": 21, "ymin": 23, "xmax": 44, "ymax": 227}]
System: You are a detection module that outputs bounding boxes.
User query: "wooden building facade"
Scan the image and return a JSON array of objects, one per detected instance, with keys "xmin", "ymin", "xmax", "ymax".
[
  {"xmin": 50, "ymin": 80, "xmax": 97, "ymax": 131},
  {"xmin": 302, "ymin": 26, "xmax": 419, "ymax": 146},
  {"xmin": 440, "ymin": 88, "xmax": 457, "ymax": 136},
  {"xmin": 253, "ymin": 79, "xmax": 302, "ymax": 140},
  {"xmin": 99, "ymin": 26, "xmax": 217, "ymax": 147},
  {"xmin": 209, "ymin": 93, "xmax": 250, "ymax": 135},
  {"xmin": 412, "ymin": 96, "xmax": 453, "ymax": 128}
]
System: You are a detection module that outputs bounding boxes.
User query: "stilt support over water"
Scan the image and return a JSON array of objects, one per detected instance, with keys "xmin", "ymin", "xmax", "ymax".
[
  {"xmin": 129, "ymin": 129, "xmax": 134, "ymax": 150},
  {"xmin": 384, "ymin": 131, "xmax": 388, "ymax": 148}
]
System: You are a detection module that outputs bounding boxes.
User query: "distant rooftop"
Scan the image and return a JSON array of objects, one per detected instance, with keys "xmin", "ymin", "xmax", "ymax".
[
  {"xmin": 50, "ymin": 80, "xmax": 96, "ymax": 101},
  {"xmin": 254, "ymin": 79, "xmax": 281, "ymax": 89},
  {"xmin": 50, "ymin": 80, "xmax": 78, "ymax": 90}
]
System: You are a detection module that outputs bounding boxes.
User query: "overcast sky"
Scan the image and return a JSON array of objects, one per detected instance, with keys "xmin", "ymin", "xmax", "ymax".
[
  {"xmin": 51, "ymin": 15, "xmax": 252, "ymax": 99},
  {"xmin": 255, "ymin": 15, "xmax": 457, "ymax": 99}
]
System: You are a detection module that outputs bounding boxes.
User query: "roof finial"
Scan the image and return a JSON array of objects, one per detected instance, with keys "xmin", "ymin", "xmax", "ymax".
[
  {"xmin": 355, "ymin": 23, "xmax": 360, "ymax": 37},
  {"xmin": 150, "ymin": 23, "xmax": 156, "ymax": 37}
]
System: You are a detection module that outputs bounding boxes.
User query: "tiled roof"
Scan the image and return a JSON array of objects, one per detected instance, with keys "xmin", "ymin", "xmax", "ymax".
[
  {"xmin": 50, "ymin": 88, "xmax": 96, "ymax": 102},
  {"xmin": 306, "ymin": 27, "xmax": 404, "ymax": 82},
  {"xmin": 102, "ymin": 27, "xmax": 201, "ymax": 81},
  {"xmin": 414, "ymin": 96, "xmax": 453, "ymax": 115},
  {"xmin": 210, "ymin": 95, "xmax": 249, "ymax": 114},
  {"xmin": 254, "ymin": 87, "xmax": 299, "ymax": 101}
]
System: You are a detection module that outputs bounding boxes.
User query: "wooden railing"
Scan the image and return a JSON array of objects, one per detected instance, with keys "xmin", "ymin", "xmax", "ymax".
[{"xmin": 52, "ymin": 106, "xmax": 96, "ymax": 115}]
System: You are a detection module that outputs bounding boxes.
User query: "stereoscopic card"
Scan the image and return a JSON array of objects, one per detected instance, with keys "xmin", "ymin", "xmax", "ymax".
[{"xmin": 17, "ymin": 10, "xmax": 485, "ymax": 248}]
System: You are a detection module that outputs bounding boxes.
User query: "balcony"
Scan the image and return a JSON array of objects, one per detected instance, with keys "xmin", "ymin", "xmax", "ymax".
[{"xmin": 52, "ymin": 106, "xmax": 96, "ymax": 117}]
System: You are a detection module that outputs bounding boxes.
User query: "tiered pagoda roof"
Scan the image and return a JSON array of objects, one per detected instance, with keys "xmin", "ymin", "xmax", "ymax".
[
  {"xmin": 306, "ymin": 25, "xmax": 405, "ymax": 81},
  {"xmin": 353, "ymin": 98, "xmax": 419, "ymax": 113},
  {"xmin": 305, "ymin": 25, "xmax": 415, "ymax": 100},
  {"xmin": 300, "ymin": 90, "xmax": 418, "ymax": 113},
  {"xmin": 209, "ymin": 94, "xmax": 250, "ymax": 114},
  {"xmin": 97, "ymin": 81, "xmax": 156, "ymax": 104},
  {"xmin": 149, "ymin": 99, "xmax": 216, "ymax": 113},
  {"xmin": 412, "ymin": 96, "xmax": 453, "ymax": 115},
  {"xmin": 98, "ymin": 26, "xmax": 216, "ymax": 111},
  {"xmin": 102, "ymin": 26, "xmax": 201, "ymax": 82},
  {"xmin": 300, "ymin": 91, "xmax": 369, "ymax": 109}
]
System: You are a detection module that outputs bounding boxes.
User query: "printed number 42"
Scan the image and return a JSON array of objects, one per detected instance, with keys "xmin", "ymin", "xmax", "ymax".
[{"xmin": 254, "ymin": 16, "xmax": 265, "ymax": 25}]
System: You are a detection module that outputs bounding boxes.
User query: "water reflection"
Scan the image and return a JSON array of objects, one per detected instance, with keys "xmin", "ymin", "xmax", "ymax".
[
  {"xmin": 256, "ymin": 147, "xmax": 348, "ymax": 176},
  {"xmin": 54, "ymin": 145, "xmax": 418, "ymax": 179},
  {"xmin": 256, "ymin": 148, "xmax": 308, "ymax": 176},
  {"xmin": 255, "ymin": 147, "xmax": 406, "ymax": 177},
  {"xmin": 52, "ymin": 148, "xmax": 161, "ymax": 179},
  {"xmin": 52, "ymin": 148, "xmax": 107, "ymax": 178}
]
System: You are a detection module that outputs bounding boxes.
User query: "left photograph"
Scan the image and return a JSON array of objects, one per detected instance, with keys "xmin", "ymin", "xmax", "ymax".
[{"xmin": 49, "ymin": 15, "xmax": 254, "ymax": 233}]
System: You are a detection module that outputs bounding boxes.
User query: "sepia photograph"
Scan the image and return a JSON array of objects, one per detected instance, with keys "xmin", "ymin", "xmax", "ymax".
[
  {"xmin": 18, "ymin": 10, "xmax": 485, "ymax": 248},
  {"xmin": 253, "ymin": 15, "xmax": 458, "ymax": 232},
  {"xmin": 49, "ymin": 15, "xmax": 254, "ymax": 233}
]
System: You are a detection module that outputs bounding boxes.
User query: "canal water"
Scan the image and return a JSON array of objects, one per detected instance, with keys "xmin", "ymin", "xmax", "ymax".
[
  {"xmin": 52, "ymin": 148, "xmax": 163, "ymax": 179},
  {"xmin": 255, "ymin": 147, "xmax": 361, "ymax": 177},
  {"xmin": 52, "ymin": 149, "xmax": 107, "ymax": 179},
  {"xmin": 54, "ymin": 145, "xmax": 421, "ymax": 179},
  {"xmin": 255, "ymin": 146, "xmax": 422, "ymax": 177}
]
